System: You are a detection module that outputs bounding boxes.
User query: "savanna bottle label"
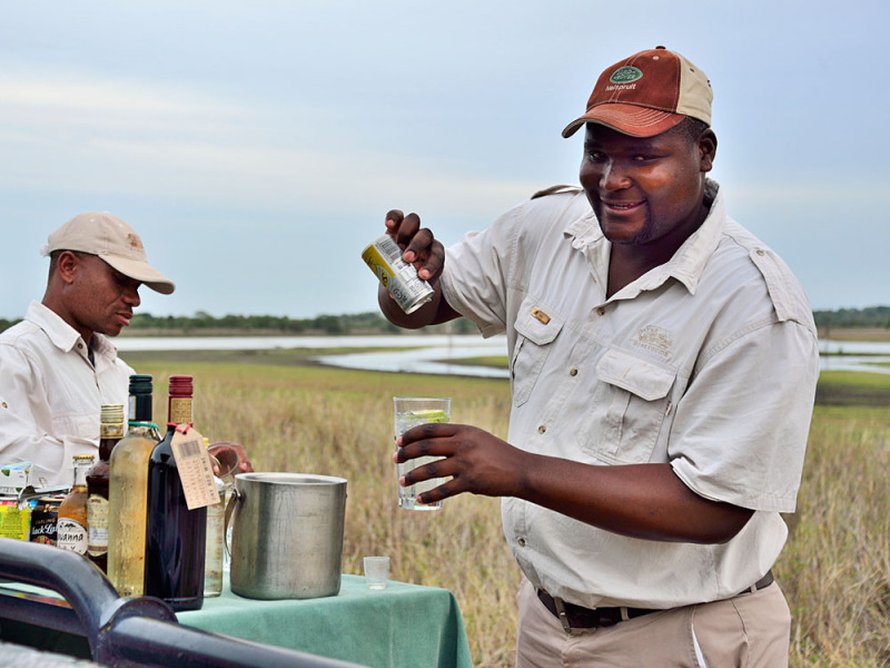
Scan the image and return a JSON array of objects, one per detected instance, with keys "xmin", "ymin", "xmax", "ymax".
[
  {"xmin": 87, "ymin": 495, "xmax": 109, "ymax": 556},
  {"xmin": 56, "ymin": 518, "xmax": 88, "ymax": 554}
]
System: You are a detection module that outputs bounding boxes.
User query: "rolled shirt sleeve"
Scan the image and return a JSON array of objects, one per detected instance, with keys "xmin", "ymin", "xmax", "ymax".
[{"xmin": 669, "ymin": 317, "xmax": 819, "ymax": 512}]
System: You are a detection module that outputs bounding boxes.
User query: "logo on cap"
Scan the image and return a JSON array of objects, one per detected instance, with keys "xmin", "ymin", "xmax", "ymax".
[
  {"xmin": 610, "ymin": 66, "xmax": 643, "ymax": 84},
  {"xmin": 126, "ymin": 233, "xmax": 144, "ymax": 252}
]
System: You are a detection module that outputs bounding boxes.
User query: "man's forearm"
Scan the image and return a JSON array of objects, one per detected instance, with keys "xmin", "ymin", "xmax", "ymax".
[{"xmin": 519, "ymin": 456, "xmax": 754, "ymax": 544}]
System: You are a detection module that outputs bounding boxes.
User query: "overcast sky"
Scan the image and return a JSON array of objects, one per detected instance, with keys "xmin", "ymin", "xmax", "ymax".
[{"xmin": 2, "ymin": 1, "xmax": 887, "ymax": 319}]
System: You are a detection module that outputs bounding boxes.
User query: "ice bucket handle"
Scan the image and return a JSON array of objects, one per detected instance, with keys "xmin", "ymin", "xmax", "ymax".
[{"xmin": 223, "ymin": 486, "xmax": 241, "ymax": 559}]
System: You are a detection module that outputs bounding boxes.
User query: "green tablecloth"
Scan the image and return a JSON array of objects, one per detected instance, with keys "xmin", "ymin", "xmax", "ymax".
[{"xmin": 178, "ymin": 574, "xmax": 473, "ymax": 668}]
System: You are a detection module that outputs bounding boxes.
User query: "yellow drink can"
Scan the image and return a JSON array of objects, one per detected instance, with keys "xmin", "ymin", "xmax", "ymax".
[{"xmin": 362, "ymin": 235, "xmax": 434, "ymax": 314}]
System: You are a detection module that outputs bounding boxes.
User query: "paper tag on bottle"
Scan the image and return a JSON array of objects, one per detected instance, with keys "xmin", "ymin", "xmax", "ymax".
[{"xmin": 170, "ymin": 425, "xmax": 220, "ymax": 510}]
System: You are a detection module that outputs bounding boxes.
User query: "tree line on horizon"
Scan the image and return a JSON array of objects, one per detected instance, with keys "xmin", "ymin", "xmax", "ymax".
[
  {"xmin": 0, "ymin": 311, "xmax": 478, "ymax": 336},
  {"xmin": 1, "ymin": 306, "xmax": 888, "ymax": 336}
]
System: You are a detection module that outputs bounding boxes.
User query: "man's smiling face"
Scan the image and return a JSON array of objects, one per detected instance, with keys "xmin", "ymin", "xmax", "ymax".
[{"xmin": 579, "ymin": 121, "xmax": 715, "ymax": 253}]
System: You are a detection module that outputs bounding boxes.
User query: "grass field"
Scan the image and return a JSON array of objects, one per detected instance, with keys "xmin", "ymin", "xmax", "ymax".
[{"xmin": 124, "ymin": 349, "xmax": 890, "ymax": 667}]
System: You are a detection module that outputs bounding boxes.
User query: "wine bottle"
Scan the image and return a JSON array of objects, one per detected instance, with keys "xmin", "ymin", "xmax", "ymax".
[
  {"xmin": 144, "ymin": 375, "xmax": 208, "ymax": 611},
  {"xmin": 56, "ymin": 454, "xmax": 94, "ymax": 555},
  {"xmin": 86, "ymin": 404, "xmax": 125, "ymax": 572},
  {"xmin": 107, "ymin": 375, "xmax": 161, "ymax": 596}
]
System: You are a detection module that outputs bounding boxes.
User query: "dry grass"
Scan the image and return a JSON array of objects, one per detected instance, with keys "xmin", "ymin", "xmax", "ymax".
[
  {"xmin": 780, "ymin": 406, "xmax": 890, "ymax": 667},
  {"xmin": 130, "ymin": 354, "xmax": 890, "ymax": 667}
]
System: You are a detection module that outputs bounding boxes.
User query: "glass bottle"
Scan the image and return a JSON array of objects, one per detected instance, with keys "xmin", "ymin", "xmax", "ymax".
[
  {"xmin": 56, "ymin": 454, "xmax": 95, "ymax": 555},
  {"xmin": 86, "ymin": 403, "xmax": 125, "ymax": 572},
  {"xmin": 107, "ymin": 375, "xmax": 161, "ymax": 596},
  {"xmin": 144, "ymin": 375, "xmax": 208, "ymax": 611},
  {"xmin": 204, "ymin": 471, "xmax": 226, "ymax": 597}
]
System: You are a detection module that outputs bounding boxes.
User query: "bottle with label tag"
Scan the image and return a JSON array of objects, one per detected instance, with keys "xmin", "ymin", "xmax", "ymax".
[
  {"xmin": 56, "ymin": 454, "xmax": 95, "ymax": 554},
  {"xmin": 86, "ymin": 404, "xmax": 124, "ymax": 572},
  {"xmin": 144, "ymin": 375, "xmax": 208, "ymax": 611}
]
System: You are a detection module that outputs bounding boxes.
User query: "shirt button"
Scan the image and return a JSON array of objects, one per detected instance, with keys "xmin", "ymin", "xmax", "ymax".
[
  {"xmin": 538, "ymin": 425, "xmax": 546, "ymax": 434},
  {"xmin": 596, "ymin": 306, "xmax": 606, "ymax": 316},
  {"xmin": 755, "ymin": 248, "xmax": 765, "ymax": 256},
  {"xmin": 76, "ymin": 343, "xmax": 83, "ymax": 349},
  {"xmin": 569, "ymin": 368, "xmax": 578, "ymax": 377},
  {"xmin": 517, "ymin": 537, "xmax": 527, "ymax": 547}
]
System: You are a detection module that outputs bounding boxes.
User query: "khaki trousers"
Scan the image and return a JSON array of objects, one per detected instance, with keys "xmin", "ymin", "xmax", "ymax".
[{"xmin": 515, "ymin": 577, "xmax": 791, "ymax": 668}]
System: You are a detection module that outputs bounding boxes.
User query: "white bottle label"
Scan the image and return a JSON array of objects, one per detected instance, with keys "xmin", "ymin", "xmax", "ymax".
[
  {"xmin": 87, "ymin": 495, "xmax": 109, "ymax": 556},
  {"xmin": 57, "ymin": 518, "xmax": 88, "ymax": 554}
]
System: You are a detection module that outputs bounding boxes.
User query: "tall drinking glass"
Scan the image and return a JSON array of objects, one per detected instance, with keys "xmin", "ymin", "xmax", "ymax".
[{"xmin": 393, "ymin": 397, "xmax": 451, "ymax": 510}]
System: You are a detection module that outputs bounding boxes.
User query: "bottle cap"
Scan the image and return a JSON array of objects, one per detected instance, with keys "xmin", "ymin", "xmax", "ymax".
[
  {"xmin": 100, "ymin": 403, "xmax": 126, "ymax": 439},
  {"xmin": 100, "ymin": 403, "xmax": 125, "ymax": 425},
  {"xmin": 168, "ymin": 374, "xmax": 194, "ymax": 398},
  {"xmin": 128, "ymin": 374, "xmax": 153, "ymax": 396}
]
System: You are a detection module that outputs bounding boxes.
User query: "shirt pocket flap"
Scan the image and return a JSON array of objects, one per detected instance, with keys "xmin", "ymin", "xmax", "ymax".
[
  {"xmin": 595, "ymin": 348, "xmax": 675, "ymax": 401},
  {"xmin": 513, "ymin": 305, "xmax": 564, "ymax": 345}
]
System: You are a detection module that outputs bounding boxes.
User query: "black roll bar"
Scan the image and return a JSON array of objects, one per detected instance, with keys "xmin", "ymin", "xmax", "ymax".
[{"xmin": 0, "ymin": 538, "xmax": 359, "ymax": 667}]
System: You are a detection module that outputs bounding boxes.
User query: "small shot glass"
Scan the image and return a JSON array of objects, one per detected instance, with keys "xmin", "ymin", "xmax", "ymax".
[{"xmin": 363, "ymin": 556, "xmax": 390, "ymax": 590}]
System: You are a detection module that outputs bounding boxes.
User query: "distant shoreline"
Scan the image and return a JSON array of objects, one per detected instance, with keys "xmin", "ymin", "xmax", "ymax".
[{"xmin": 117, "ymin": 326, "xmax": 890, "ymax": 342}]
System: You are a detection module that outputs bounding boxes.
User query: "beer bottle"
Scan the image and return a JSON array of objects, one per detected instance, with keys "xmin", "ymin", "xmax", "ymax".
[{"xmin": 56, "ymin": 454, "xmax": 95, "ymax": 555}]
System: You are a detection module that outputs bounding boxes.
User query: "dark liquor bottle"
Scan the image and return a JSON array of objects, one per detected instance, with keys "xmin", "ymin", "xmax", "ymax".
[
  {"xmin": 86, "ymin": 403, "xmax": 125, "ymax": 572},
  {"xmin": 144, "ymin": 375, "xmax": 207, "ymax": 612}
]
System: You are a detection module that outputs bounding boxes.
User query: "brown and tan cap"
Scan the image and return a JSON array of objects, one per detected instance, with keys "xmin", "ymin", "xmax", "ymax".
[
  {"xmin": 45, "ymin": 212, "xmax": 175, "ymax": 295},
  {"xmin": 562, "ymin": 45, "xmax": 712, "ymax": 139}
]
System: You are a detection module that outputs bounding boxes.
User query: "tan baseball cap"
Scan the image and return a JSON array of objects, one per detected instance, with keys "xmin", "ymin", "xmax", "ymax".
[
  {"xmin": 45, "ymin": 212, "xmax": 175, "ymax": 295},
  {"xmin": 562, "ymin": 46, "xmax": 712, "ymax": 139}
]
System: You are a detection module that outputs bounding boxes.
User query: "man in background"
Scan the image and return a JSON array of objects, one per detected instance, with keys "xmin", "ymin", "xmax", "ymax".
[
  {"xmin": 0, "ymin": 212, "xmax": 174, "ymax": 487},
  {"xmin": 379, "ymin": 46, "xmax": 818, "ymax": 665}
]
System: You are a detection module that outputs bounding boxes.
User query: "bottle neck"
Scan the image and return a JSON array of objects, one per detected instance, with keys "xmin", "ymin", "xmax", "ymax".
[
  {"xmin": 99, "ymin": 414, "xmax": 125, "ymax": 461},
  {"xmin": 126, "ymin": 421, "xmax": 162, "ymax": 441},
  {"xmin": 168, "ymin": 395, "xmax": 193, "ymax": 425},
  {"xmin": 72, "ymin": 459, "xmax": 92, "ymax": 489},
  {"xmin": 129, "ymin": 392, "xmax": 153, "ymax": 423},
  {"xmin": 98, "ymin": 437, "xmax": 120, "ymax": 461}
]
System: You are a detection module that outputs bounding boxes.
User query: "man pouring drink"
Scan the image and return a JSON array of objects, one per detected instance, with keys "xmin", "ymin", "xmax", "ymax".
[{"xmin": 375, "ymin": 45, "xmax": 818, "ymax": 666}]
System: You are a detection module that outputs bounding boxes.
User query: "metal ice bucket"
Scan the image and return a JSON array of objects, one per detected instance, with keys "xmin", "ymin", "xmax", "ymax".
[{"xmin": 228, "ymin": 472, "xmax": 347, "ymax": 600}]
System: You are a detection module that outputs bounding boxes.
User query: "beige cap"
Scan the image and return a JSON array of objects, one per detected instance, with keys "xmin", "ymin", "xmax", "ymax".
[{"xmin": 45, "ymin": 212, "xmax": 175, "ymax": 295}]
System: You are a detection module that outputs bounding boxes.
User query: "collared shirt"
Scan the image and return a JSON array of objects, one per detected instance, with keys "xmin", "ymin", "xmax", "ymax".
[
  {"xmin": 440, "ymin": 183, "xmax": 819, "ymax": 609},
  {"xmin": 0, "ymin": 301, "xmax": 134, "ymax": 487}
]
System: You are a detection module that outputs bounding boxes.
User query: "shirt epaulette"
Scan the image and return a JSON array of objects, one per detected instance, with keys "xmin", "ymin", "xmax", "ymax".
[{"xmin": 530, "ymin": 185, "xmax": 583, "ymax": 200}]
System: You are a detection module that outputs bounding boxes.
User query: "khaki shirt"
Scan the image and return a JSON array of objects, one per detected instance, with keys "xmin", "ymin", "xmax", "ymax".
[
  {"xmin": 0, "ymin": 301, "xmax": 134, "ymax": 487},
  {"xmin": 440, "ymin": 183, "xmax": 819, "ymax": 608}
]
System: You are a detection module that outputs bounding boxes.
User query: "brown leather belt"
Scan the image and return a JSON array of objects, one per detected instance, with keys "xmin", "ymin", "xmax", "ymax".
[{"xmin": 536, "ymin": 570, "xmax": 774, "ymax": 632}]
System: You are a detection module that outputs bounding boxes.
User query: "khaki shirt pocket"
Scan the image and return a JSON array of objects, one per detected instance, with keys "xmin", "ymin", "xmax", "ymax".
[
  {"xmin": 511, "ymin": 302, "xmax": 564, "ymax": 408},
  {"xmin": 583, "ymin": 348, "xmax": 677, "ymax": 464}
]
